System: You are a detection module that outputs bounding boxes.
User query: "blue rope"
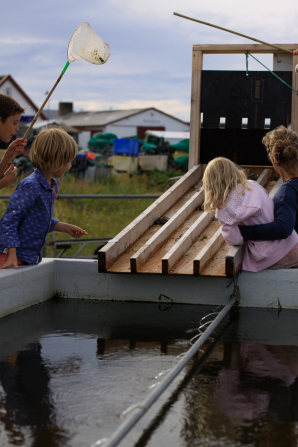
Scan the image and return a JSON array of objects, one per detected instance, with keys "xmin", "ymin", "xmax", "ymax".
[{"xmin": 246, "ymin": 51, "xmax": 298, "ymax": 94}]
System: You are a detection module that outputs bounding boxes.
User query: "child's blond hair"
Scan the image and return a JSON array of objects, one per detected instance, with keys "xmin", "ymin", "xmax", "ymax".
[
  {"xmin": 30, "ymin": 126, "xmax": 77, "ymax": 172},
  {"xmin": 203, "ymin": 157, "xmax": 250, "ymax": 212},
  {"xmin": 263, "ymin": 125, "xmax": 298, "ymax": 175}
]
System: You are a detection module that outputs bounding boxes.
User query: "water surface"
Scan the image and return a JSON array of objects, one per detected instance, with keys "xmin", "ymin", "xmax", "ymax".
[{"xmin": 0, "ymin": 299, "xmax": 297, "ymax": 447}]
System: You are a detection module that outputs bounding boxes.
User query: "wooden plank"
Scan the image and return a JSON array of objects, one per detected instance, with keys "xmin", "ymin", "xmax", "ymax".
[
  {"xmin": 98, "ymin": 164, "xmax": 202, "ymax": 271},
  {"xmin": 189, "ymin": 49, "xmax": 203, "ymax": 169},
  {"xmin": 193, "ymin": 227, "xmax": 224, "ymax": 275},
  {"xmin": 257, "ymin": 169, "xmax": 270, "ymax": 187},
  {"xmin": 130, "ymin": 189, "xmax": 205, "ymax": 272},
  {"xmin": 138, "ymin": 208, "xmax": 204, "ymax": 274},
  {"xmin": 225, "ymin": 245, "xmax": 245, "ymax": 277},
  {"xmin": 269, "ymin": 177, "xmax": 283, "ymax": 199},
  {"xmin": 171, "ymin": 219, "xmax": 221, "ymax": 275},
  {"xmin": 193, "ymin": 44, "xmax": 297, "ymax": 54},
  {"xmin": 107, "ymin": 181, "xmax": 202, "ymax": 274},
  {"xmin": 201, "ymin": 241, "xmax": 231, "ymax": 276},
  {"xmin": 162, "ymin": 210, "xmax": 215, "ymax": 274},
  {"xmin": 292, "ymin": 54, "xmax": 298, "ymax": 134}
]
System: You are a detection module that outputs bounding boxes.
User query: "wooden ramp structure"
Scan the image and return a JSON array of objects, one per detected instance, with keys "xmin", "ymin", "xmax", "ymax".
[
  {"xmin": 98, "ymin": 42, "xmax": 297, "ymax": 278},
  {"xmin": 98, "ymin": 165, "xmax": 281, "ymax": 277}
]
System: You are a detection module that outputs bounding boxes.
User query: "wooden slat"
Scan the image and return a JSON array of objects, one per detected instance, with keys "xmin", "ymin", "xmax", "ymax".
[
  {"xmin": 169, "ymin": 219, "xmax": 221, "ymax": 275},
  {"xmin": 193, "ymin": 44, "xmax": 297, "ymax": 54},
  {"xmin": 193, "ymin": 227, "xmax": 224, "ymax": 275},
  {"xmin": 189, "ymin": 49, "xmax": 203, "ymax": 168},
  {"xmin": 130, "ymin": 189, "xmax": 205, "ymax": 272},
  {"xmin": 162, "ymin": 210, "xmax": 214, "ymax": 274},
  {"xmin": 225, "ymin": 245, "xmax": 245, "ymax": 277},
  {"xmin": 269, "ymin": 177, "xmax": 283, "ymax": 199},
  {"xmin": 107, "ymin": 181, "xmax": 202, "ymax": 274},
  {"xmin": 98, "ymin": 164, "xmax": 202, "ymax": 271},
  {"xmin": 257, "ymin": 169, "xmax": 270, "ymax": 187}
]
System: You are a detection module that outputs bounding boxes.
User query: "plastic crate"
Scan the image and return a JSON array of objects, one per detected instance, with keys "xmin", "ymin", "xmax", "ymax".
[{"xmin": 113, "ymin": 139, "xmax": 140, "ymax": 157}]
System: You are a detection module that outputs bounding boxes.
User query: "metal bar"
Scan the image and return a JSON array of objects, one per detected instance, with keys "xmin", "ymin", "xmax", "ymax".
[
  {"xmin": 95, "ymin": 297, "xmax": 236, "ymax": 447},
  {"xmin": 0, "ymin": 194, "xmax": 160, "ymax": 200},
  {"xmin": 173, "ymin": 12, "xmax": 294, "ymax": 54},
  {"xmin": 57, "ymin": 248, "xmax": 67, "ymax": 258},
  {"xmin": 52, "ymin": 231, "xmax": 57, "ymax": 258},
  {"xmin": 47, "ymin": 238, "xmax": 111, "ymax": 246},
  {"xmin": 73, "ymin": 242, "xmax": 87, "ymax": 258}
]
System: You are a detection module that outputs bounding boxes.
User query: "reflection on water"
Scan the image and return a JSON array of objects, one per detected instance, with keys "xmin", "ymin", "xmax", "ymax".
[{"xmin": 0, "ymin": 300, "xmax": 297, "ymax": 446}]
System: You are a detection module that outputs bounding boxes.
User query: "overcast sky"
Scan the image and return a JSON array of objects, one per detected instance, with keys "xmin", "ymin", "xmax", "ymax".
[{"xmin": 1, "ymin": 0, "xmax": 297, "ymax": 121}]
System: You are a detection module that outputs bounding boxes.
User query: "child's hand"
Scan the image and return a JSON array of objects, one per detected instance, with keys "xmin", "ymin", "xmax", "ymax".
[
  {"xmin": 65, "ymin": 224, "xmax": 88, "ymax": 238},
  {"xmin": 0, "ymin": 248, "xmax": 18, "ymax": 269},
  {"xmin": 2, "ymin": 165, "xmax": 18, "ymax": 187},
  {"xmin": 52, "ymin": 222, "xmax": 88, "ymax": 237},
  {"xmin": 4, "ymin": 138, "xmax": 27, "ymax": 161}
]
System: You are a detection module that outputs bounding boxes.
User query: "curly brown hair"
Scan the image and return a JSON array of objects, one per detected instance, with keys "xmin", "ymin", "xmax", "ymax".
[{"xmin": 263, "ymin": 125, "xmax": 298, "ymax": 175}]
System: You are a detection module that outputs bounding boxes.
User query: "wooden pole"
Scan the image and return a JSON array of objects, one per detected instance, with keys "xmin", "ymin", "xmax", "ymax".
[
  {"xmin": 173, "ymin": 12, "xmax": 294, "ymax": 55},
  {"xmin": 189, "ymin": 49, "xmax": 203, "ymax": 168},
  {"xmin": 1, "ymin": 61, "xmax": 71, "ymax": 178}
]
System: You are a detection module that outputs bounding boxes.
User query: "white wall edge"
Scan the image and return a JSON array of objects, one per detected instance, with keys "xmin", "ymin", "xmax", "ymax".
[{"xmin": 0, "ymin": 258, "xmax": 297, "ymax": 319}]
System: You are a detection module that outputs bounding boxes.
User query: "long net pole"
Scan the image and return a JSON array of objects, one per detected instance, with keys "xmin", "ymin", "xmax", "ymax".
[{"xmin": 173, "ymin": 12, "xmax": 294, "ymax": 54}]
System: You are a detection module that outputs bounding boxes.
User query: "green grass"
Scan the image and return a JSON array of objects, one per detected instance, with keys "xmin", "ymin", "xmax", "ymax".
[{"xmin": 0, "ymin": 169, "xmax": 183, "ymax": 258}]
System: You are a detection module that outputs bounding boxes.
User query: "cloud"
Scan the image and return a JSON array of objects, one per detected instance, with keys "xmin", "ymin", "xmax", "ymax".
[{"xmin": 1, "ymin": 0, "xmax": 297, "ymax": 123}]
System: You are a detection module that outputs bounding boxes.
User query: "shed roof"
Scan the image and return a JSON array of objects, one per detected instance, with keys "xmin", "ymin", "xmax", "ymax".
[{"xmin": 61, "ymin": 107, "xmax": 188, "ymax": 128}]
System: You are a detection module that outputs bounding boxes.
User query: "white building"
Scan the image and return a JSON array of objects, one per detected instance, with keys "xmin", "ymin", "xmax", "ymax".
[
  {"xmin": 61, "ymin": 108, "xmax": 190, "ymax": 148},
  {"xmin": 0, "ymin": 75, "xmax": 47, "ymax": 125}
]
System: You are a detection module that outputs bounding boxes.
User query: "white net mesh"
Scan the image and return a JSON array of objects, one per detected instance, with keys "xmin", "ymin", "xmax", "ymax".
[{"xmin": 67, "ymin": 22, "xmax": 110, "ymax": 65}]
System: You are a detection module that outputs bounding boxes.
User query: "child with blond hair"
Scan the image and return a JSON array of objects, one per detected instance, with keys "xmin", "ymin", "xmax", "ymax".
[
  {"xmin": 203, "ymin": 157, "xmax": 298, "ymax": 272},
  {"xmin": 239, "ymin": 125, "xmax": 298, "ymax": 269},
  {"xmin": 0, "ymin": 93, "xmax": 27, "ymax": 189},
  {"xmin": 0, "ymin": 127, "xmax": 87, "ymax": 269}
]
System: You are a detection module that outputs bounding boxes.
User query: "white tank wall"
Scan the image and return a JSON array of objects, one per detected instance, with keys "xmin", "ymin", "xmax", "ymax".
[{"xmin": 0, "ymin": 80, "xmax": 44, "ymax": 122}]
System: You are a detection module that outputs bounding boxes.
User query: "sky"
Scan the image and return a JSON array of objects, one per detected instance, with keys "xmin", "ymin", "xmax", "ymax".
[{"xmin": 0, "ymin": 0, "xmax": 297, "ymax": 122}]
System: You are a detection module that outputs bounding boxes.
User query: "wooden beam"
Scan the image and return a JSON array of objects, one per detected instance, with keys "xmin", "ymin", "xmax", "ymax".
[
  {"xmin": 256, "ymin": 169, "xmax": 270, "ymax": 187},
  {"xmin": 193, "ymin": 44, "xmax": 298, "ymax": 54},
  {"xmin": 193, "ymin": 227, "xmax": 224, "ymax": 275},
  {"xmin": 189, "ymin": 50, "xmax": 203, "ymax": 168},
  {"xmin": 269, "ymin": 177, "xmax": 283, "ymax": 199},
  {"xmin": 98, "ymin": 164, "xmax": 202, "ymax": 272},
  {"xmin": 225, "ymin": 245, "xmax": 245, "ymax": 277},
  {"xmin": 292, "ymin": 54, "xmax": 298, "ymax": 135},
  {"xmin": 162, "ymin": 210, "xmax": 215, "ymax": 274},
  {"xmin": 130, "ymin": 189, "xmax": 205, "ymax": 272}
]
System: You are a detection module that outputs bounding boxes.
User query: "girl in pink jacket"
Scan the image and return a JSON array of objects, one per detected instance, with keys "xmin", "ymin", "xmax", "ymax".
[{"xmin": 202, "ymin": 157, "xmax": 298, "ymax": 272}]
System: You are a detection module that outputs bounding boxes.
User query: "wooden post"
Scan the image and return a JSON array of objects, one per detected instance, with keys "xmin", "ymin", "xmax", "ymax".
[
  {"xmin": 292, "ymin": 54, "xmax": 298, "ymax": 134},
  {"xmin": 189, "ymin": 49, "xmax": 203, "ymax": 168}
]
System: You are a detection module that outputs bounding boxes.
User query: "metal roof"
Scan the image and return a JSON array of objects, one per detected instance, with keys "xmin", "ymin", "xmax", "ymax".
[
  {"xmin": 61, "ymin": 109, "xmax": 144, "ymax": 127},
  {"xmin": 61, "ymin": 108, "xmax": 188, "ymax": 128}
]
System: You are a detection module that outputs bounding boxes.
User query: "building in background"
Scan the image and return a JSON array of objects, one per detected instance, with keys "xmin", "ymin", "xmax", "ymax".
[
  {"xmin": 60, "ymin": 106, "xmax": 190, "ymax": 148},
  {"xmin": 0, "ymin": 75, "xmax": 47, "ymax": 127}
]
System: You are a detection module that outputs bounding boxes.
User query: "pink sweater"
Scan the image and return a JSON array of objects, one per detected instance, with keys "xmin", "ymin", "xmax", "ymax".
[{"xmin": 216, "ymin": 180, "xmax": 298, "ymax": 272}]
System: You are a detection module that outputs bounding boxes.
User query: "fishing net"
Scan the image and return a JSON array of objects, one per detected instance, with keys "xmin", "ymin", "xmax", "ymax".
[{"xmin": 67, "ymin": 22, "xmax": 110, "ymax": 65}]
